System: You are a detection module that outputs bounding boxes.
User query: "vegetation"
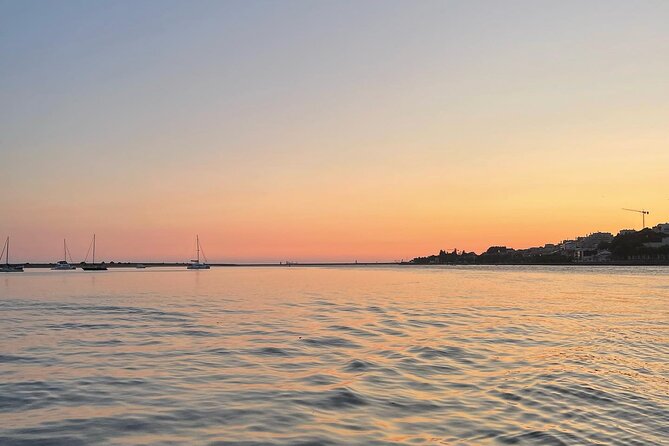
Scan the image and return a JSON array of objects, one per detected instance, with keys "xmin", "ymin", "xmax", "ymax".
[
  {"xmin": 609, "ymin": 229, "xmax": 669, "ymax": 260},
  {"xmin": 411, "ymin": 247, "xmax": 571, "ymax": 265},
  {"xmin": 411, "ymin": 228, "xmax": 669, "ymax": 264},
  {"xmin": 411, "ymin": 249, "xmax": 477, "ymax": 265}
]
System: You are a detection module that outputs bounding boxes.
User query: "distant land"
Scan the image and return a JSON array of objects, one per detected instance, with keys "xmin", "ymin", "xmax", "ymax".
[
  {"xmin": 411, "ymin": 224, "xmax": 669, "ymax": 265},
  {"xmin": 11, "ymin": 223, "xmax": 669, "ymax": 268},
  {"xmin": 20, "ymin": 262, "xmax": 400, "ymax": 269}
]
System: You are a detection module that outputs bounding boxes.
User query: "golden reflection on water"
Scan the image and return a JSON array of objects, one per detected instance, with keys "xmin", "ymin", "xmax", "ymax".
[{"xmin": 1, "ymin": 266, "xmax": 668, "ymax": 445}]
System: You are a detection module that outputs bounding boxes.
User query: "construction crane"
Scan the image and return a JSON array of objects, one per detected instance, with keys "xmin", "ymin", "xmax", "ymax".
[{"xmin": 622, "ymin": 208, "xmax": 650, "ymax": 229}]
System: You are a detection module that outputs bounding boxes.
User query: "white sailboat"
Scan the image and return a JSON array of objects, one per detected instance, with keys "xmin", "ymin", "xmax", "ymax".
[
  {"xmin": 187, "ymin": 235, "xmax": 210, "ymax": 269},
  {"xmin": 81, "ymin": 234, "xmax": 107, "ymax": 271},
  {"xmin": 1, "ymin": 237, "xmax": 24, "ymax": 272},
  {"xmin": 52, "ymin": 238, "xmax": 76, "ymax": 270}
]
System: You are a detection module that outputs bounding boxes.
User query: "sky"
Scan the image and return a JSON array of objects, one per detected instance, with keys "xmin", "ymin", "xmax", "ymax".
[{"xmin": 1, "ymin": 0, "xmax": 668, "ymax": 262}]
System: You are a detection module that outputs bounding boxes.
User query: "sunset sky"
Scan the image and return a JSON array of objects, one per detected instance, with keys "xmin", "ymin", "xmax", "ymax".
[{"xmin": 2, "ymin": 0, "xmax": 668, "ymax": 262}]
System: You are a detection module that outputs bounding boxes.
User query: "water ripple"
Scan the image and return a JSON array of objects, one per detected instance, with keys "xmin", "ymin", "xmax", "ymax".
[{"xmin": 1, "ymin": 266, "xmax": 668, "ymax": 445}]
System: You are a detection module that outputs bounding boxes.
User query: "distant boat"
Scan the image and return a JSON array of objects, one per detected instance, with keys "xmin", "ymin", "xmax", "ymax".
[
  {"xmin": 136, "ymin": 264, "xmax": 147, "ymax": 269},
  {"xmin": 81, "ymin": 234, "xmax": 107, "ymax": 271},
  {"xmin": 52, "ymin": 239, "xmax": 76, "ymax": 270},
  {"xmin": 1, "ymin": 236, "xmax": 24, "ymax": 272},
  {"xmin": 187, "ymin": 235, "xmax": 210, "ymax": 270}
]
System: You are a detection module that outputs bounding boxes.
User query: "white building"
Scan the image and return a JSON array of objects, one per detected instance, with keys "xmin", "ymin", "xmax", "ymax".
[
  {"xmin": 573, "ymin": 232, "xmax": 613, "ymax": 249},
  {"xmin": 652, "ymin": 223, "xmax": 669, "ymax": 235},
  {"xmin": 644, "ymin": 238, "xmax": 669, "ymax": 249}
]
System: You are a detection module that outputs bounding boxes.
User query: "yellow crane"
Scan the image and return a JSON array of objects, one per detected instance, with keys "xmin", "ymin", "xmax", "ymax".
[{"xmin": 622, "ymin": 208, "xmax": 650, "ymax": 229}]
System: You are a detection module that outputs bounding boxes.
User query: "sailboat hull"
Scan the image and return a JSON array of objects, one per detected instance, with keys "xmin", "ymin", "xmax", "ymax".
[
  {"xmin": 82, "ymin": 265, "xmax": 107, "ymax": 271},
  {"xmin": 1, "ymin": 266, "xmax": 23, "ymax": 272},
  {"xmin": 1, "ymin": 237, "xmax": 23, "ymax": 272}
]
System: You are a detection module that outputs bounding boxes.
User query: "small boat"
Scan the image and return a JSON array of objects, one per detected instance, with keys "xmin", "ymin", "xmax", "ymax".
[
  {"xmin": 52, "ymin": 260, "xmax": 76, "ymax": 270},
  {"xmin": 136, "ymin": 264, "xmax": 147, "ymax": 269},
  {"xmin": 81, "ymin": 234, "xmax": 107, "ymax": 271},
  {"xmin": 187, "ymin": 235, "xmax": 210, "ymax": 269},
  {"xmin": 1, "ymin": 236, "xmax": 24, "ymax": 272},
  {"xmin": 52, "ymin": 239, "xmax": 76, "ymax": 270}
]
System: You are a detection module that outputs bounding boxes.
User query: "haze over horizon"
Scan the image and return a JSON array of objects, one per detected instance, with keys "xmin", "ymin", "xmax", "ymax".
[{"xmin": 2, "ymin": 0, "xmax": 668, "ymax": 263}]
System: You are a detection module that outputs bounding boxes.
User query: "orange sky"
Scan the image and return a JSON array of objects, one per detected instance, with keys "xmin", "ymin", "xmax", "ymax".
[{"xmin": 2, "ymin": 1, "xmax": 668, "ymax": 262}]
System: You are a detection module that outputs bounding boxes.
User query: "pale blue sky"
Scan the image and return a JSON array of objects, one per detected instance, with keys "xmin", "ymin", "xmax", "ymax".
[{"xmin": 2, "ymin": 1, "xmax": 668, "ymax": 261}]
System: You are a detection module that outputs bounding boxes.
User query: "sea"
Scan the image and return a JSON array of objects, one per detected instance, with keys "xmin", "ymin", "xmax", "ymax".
[{"xmin": 1, "ymin": 266, "xmax": 668, "ymax": 445}]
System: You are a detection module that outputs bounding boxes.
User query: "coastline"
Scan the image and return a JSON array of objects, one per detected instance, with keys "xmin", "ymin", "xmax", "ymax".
[{"xmin": 16, "ymin": 260, "xmax": 669, "ymax": 269}]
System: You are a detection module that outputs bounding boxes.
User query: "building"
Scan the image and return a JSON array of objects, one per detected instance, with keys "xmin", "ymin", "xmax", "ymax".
[
  {"xmin": 643, "ymin": 237, "xmax": 669, "ymax": 249},
  {"xmin": 652, "ymin": 223, "xmax": 669, "ymax": 235},
  {"xmin": 579, "ymin": 249, "xmax": 612, "ymax": 262},
  {"xmin": 560, "ymin": 240, "xmax": 577, "ymax": 251},
  {"xmin": 577, "ymin": 232, "xmax": 613, "ymax": 249},
  {"xmin": 560, "ymin": 232, "xmax": 613, "ymax": 261}
]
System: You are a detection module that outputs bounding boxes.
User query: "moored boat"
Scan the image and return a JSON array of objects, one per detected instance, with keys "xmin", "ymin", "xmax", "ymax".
[
  {"xmin": 81, "ymin": 234, "xmax": 107, "ymax": 271},
  {"xmin": 1, "ymin": 237, "xmax": 24, "ymax": 272},
  {"xmin": 52, "ymin": 239, "xmax": 76, "ymax": 270},
  {"xmin": 187, "ymin": 235, "xmax": 210, "ymax": 269}
]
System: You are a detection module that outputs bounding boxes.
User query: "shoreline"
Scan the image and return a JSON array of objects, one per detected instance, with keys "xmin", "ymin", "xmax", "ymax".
[{"xmin": 15, "ymin": 261, "xmax": 669, "ymax": 269}]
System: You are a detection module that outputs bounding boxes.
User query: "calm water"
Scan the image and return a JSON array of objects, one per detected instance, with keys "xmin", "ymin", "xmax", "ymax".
[{"xmin": 1, "ymin": 266, "xmax": 668, "ymax": 445}]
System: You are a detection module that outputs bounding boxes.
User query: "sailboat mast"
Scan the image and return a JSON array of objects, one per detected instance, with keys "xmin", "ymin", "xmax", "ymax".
[
  {"xmin": 93, "ymin": 234, "xmax": 96, "ymax": 264},
  {"xmin": 197, "ymin": 235, "xmax": 200, "ymax": 263},
  {"xmin": 5, "ymin": 237, "xmax": 8, "ymax": 265},
  {"xmin": 63, "ymin": 239, "xmax": 67, "ymax": 262}
]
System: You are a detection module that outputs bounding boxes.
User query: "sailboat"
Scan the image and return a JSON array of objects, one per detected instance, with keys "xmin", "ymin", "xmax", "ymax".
[
  {"xmin": 52, "ymin": 239, "xmax": 76, "ymax": 270},
  {"xmin": 81, "ymin": 234, "xmax": 107, "ymax": 271},
  {"xmin": 1, "ymin": 237, "xmax": 24, "ymax": 272},
  {"xmin": 187, "ymin": 235, "xmax": 210, "ymax": 269}
]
